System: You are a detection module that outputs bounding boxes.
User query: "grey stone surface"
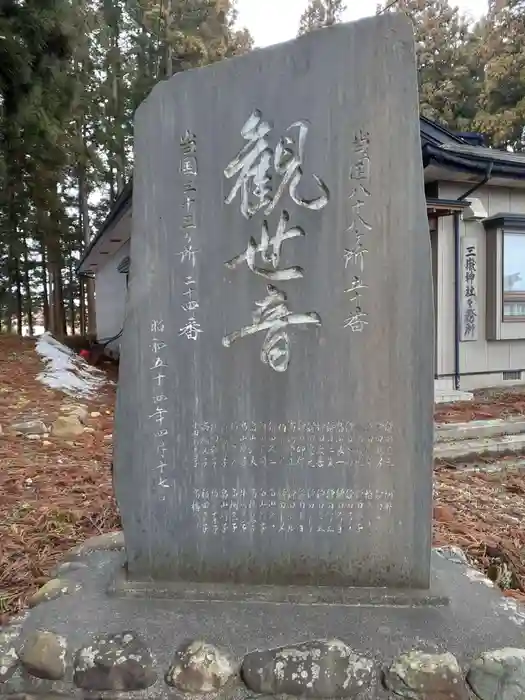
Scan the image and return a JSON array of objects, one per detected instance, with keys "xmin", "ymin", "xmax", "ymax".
[
  {"xmin": 242, "ymin": 639, "xmax": 376, "ymax": 698},
  {"xmin": 115, "ymin": 13, "xmax": 432, "ymax": 588},
  {"xmin": 165, "ymin": 639, "xmax": 238, "ymax": 691},
  {"xmin": 59, "ymin": 403, "xmax": 89, "ymax": 423},
  {"xmin": 383, "ymin": 650, "xmax": 469, "ymax": 699},
  {"xmin": 0, "ymin": 627, "xmax": 21, "ymax": 681},
  {"xmin": 17, "ymin": 631, "xmax": 67, "ymax": 681},
  {"xmin": 3, "ymin": 551, "xmax": 525, "ymax": 699},
  {"xmin": 51, "ymin": 561, "xmax": 89, "ymax": 578},
  {"xmin": 11, "ymin": 420, "xmax": 47, "ymax": 436},
  {"xmin": 466, "ymin": 648, "xmax": 525, "ymax": 700},
  {"xmin": 2, "ymin": 695, "xmax": 74, "ymax": 700},
  {"xmin": 50, "ymin": 415, "xmax": 84, "ymax": 438},
  {"xmin": 61, "ymin": 530, "xmax": 124, "ymax": 563},
  {"xmin": 28, "ymin": 579, "xmax": 77, "ymax": 608},
  {"xmin": 73, "ymin": 630, "xmax": 156, "ymax": 691}
]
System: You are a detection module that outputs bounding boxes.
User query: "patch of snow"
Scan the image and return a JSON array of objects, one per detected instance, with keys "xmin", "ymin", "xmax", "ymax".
[
  {"xmin": 435, "ymin": 546, "xmax": 469, "ymax": 566},
  {"xmin": 464, "ymin": 567, "xmax": 495, "ymax": 587},
  {"xmin": 35, "ymin": 332, "xmax": 108, "ymax": 398}
]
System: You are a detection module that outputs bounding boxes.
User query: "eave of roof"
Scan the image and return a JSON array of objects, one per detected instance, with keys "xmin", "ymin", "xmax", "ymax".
[
  {"xmin": 422, "ymin": 142, "xmax": 525, "ymax": 181},
  {"xmin": 426, "ymin": 197, "xmax": 469, "ymax": 215},
  {"xmin": 483, "ymin": 212, "xmax": 525, "ymax": 231},
  {"xmin": 419, "ymin": 115, "xmax": 468, "ymax": 147},
  {"xmin": 76, "ymin": 178, "xmax": 133, "ymax": 274},
  {"xmin": 454, "ymin": 132, "xmax": 485, "ymax": 146}
]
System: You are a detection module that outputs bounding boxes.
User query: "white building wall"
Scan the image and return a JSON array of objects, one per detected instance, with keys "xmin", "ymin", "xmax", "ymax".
[
  {"xmin": 437, "ymin": 182, "xmax": 525, "ymax": 390},
  {"xmin": 94, "ymin": 240, "xmax": 130, "ymax": 357}
]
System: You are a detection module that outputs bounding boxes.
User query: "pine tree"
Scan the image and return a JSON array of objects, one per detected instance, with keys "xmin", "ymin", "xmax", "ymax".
[
  {"xmin": 473, "ymin": 0, "xmax": 525, "ymax": 149},
  {"xmin": 376, "ymin": 0, "xmax": 480, "ymax": 132},
  {"xmin": 0, "ymin": 0, "xmax": 253, "ymax": 335},
  {"xmin": 0, "ymin": 0, "xmax": 76, "ymax": 335},
  {"xmin": 298, "ymin": 0, "xmax": 346, "ymax": 35}
]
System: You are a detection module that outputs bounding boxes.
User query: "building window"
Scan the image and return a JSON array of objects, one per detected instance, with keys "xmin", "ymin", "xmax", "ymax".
[
  {"xmin": 484, "ymin": 213, "xmax": 525, "ymax": 341},
  {"xmin": 503, "ymin": 232, "xmax": 525, "ymax": 320}
]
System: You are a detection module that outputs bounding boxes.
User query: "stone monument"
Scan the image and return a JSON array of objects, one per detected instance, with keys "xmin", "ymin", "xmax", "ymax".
[
  {"xmin": 5, "ymin": 16, "xmax": 525, "ymax": 700},
  {"xmin": 114, "ymin": 11, "xmax": 434, "ymax": 589}
]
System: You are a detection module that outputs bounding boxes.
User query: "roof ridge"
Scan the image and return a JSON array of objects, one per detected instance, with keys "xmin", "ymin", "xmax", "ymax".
[{"xmin": 420, "ymin": 115, "xmax": 468, "ymax": 144}]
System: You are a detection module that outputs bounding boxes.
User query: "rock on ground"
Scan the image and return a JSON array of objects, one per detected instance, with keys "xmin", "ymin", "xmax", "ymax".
[
  {"xmin": 165, "ymin": 639, "xmax": 237, "ymax": 692},
  {"xmin": 242, "ymin": 639, "xmax": 376, "ymax": 698},
  {"xmin": 467, "ymin": 647, "xmax": 525, "ymax": 700},
  {"xmin": 51, "ymin": 414, "xmax": 85, "ymax": 438},
  {"xmin": 18, "ymin": 630, "xmax": 67, "ymax": 680},
  {"xmin": 28, "ymin": 579, "xmax": 75, "ymax": 608},
  {"xmin": 59, "ymin": 404, "xmax": 89, "ymax": 424},
  {"xmin": 384, "ymin": 650, "xmax": 469, "ymax": 699},
  {"xmin": 73, "ymin": 630, "xmax": 156, "ymax": 691},
  {"xmin": 64, "ymin": 531, "xmax": 124, "ymax": 560},
  {"xmin": 11, "ymin": 419, "xmax": 48, "ymax": 435},
  {"xmin": 0, "ymin": 628, "xmax": 21, "ymax": 681}
]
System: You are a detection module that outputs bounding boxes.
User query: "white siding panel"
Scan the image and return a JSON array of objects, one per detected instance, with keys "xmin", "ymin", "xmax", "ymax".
[
  {"xmin": 94, "ymin": 239, "xmax": 130, "ymax": 356},
  {"xmin": 437, "ymin": 182, "xmax": 525, "ymax": 389}
]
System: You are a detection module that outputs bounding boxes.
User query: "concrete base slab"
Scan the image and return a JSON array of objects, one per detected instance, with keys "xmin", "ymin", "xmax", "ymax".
[
  {"xmin": 110, "ymin": 565, "xmax": 449, "ymax": 607},
  {"xmin": 3, "ymin": 546, "xmax": 525, "ymax": 698},
  {"xmin": 434, "ymin": 432, "xmax": 525, "ymax": 460},
  {"xmin": 436, "ymin": 417, "xmax": 525, "ymax": 442},
  {"xmin": 435, "ymin": 388, "xmax": 474, "ymax": 404},
  {"xmin": 441, "ymin": 456, "xmax": 525, "ymax": 474}
]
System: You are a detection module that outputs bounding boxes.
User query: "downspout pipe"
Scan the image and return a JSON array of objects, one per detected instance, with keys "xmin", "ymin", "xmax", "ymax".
[
  {"xmin": 457, "ymin": 163, "xmax": 493, "ymax": 202},
  {"xmin": 452, "ymin": 162, "xmax": 494, "ymax": 391}
]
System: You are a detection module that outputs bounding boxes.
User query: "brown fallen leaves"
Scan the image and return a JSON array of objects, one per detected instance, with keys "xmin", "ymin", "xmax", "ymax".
[
  {"xmin": 435, "ymin": 387, "xmax": 525, "ymax": 424},
  {"xmin": 434, "ymin": 387, "xmax": 525, "ymax": 600},
  {"xmin": 0, "ymin": 334, "xmax": 119, "ymax": 624},
  {"xmin": 1, "ymin": 333, "xmax": 525, "ymax": 624},
  {"xmin": 434, "ymin": 467, "xmax": 525, "ymax": 602}
]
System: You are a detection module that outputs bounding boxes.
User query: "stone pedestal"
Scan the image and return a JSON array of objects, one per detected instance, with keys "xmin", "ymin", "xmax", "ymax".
[{"xmin": 2, "ymin": 541, "xmax": 525, "ymax": 700}]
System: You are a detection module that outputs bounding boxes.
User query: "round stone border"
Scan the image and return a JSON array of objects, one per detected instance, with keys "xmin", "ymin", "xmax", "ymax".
[
  {"xmin": 1, "ymin": 625, "xmax": 524, "ymax": 699},
  {"xmin": 2, "ymin": 535, "xmax": 524, "ymax": 698}
]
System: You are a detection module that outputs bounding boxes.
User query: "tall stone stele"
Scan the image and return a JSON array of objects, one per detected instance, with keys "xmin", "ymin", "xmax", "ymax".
[{"xmin": 114, "ymin": 14, "xmax": 434, "ymax": 589}]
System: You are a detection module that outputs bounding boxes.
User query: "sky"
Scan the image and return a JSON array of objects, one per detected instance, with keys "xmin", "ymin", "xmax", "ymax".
[
  {"xmin": 235, "ymin": 0, "xmax": 488, "ymax": 48},
  {"xmin": 504, "ymin": 235, "xmax": 525, "ymax": 291}
]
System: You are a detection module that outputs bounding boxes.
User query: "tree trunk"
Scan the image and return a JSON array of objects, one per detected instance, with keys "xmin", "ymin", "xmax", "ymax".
[
  {"xmin": 58, "ymin": 264, "xmax": 67, "ymax": 337},
  {"xmin": 22, "ymin": 237, "xmax": 34, "ymax": 336},
  {"xmin": 37, "ymin": 208, "xmax": 51, "ymax": 332},
  {"xmin": 49, "ymin": 259, "xmax": 67, "ymax": 338},
  {"xmin": 112, "ymin": 45, "xmax": 126, "ymax": 192},
  {"xmin": 79, "ymin": 277, "xmax": 86, "ymax": 336},
  {"xmin": 46, "ymin": 209, "xmax": 66, "ymax": 339},
  {"xmin": 164, "ymin": 0, "xmax": 173, "ymax": 77},
  {"xmin": 41, "ymin": 238, "xmax": 50, "ymax": 331},
  {"xmin": 326, "ymin": 0, "xmax": 339, "ymax": 25},
  {"xmin": 6, "ymin": 165, "xmax": 18, "ymax": 334},
  {"xmin": 68, "ymin": 257, "xmax": 76, "ymax": 334},
  {"xmin": 47, "ymin": 261, "xmax": 57, "ymax": 336},
  {"xmin": 14, "ymin": 260, "xmax": 23, "ymax": 334},
  {"xmin": 5, "ymin": 302, "xmax": 12, "ymax": 333},
  {"xmin": 78, "ymin": 162, "xmax": 97, "ymax": 335},
  {"xmin": 103, "ymin": 0, "xmax": 126, "ymax": 195}
]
